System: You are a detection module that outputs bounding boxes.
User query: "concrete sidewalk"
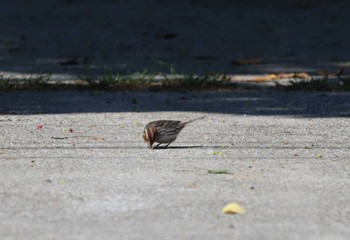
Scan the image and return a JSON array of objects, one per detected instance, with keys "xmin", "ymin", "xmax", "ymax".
[{"xmin": 0, "ymin": 90, "xmax": 349, "ymax": 240}]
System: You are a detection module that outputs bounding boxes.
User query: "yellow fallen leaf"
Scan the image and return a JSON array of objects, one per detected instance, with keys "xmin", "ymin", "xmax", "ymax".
[{"xmin": 222, "ymin": 202, "xmax": 246, "ymax": 214}]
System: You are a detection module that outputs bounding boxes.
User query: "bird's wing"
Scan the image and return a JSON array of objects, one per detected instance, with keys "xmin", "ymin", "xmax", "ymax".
[{"xmin": 155, "ymin": 120, "xmax": 183, "ymax": 137}]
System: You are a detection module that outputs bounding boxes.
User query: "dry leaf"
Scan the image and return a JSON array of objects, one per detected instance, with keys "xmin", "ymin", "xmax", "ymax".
[
  {"xmin": 72, "ymin": 80, "xmax": 89, "ymax": 86},
  {"xmin": 222, "ymin": 203, "xmax": 246, "ymax": 214},
  {"xmin": 90, "ymin": 136, "xmax": 106, "ymax": 141},
  {"xmin": 317, "ymin": 68, "xmax": 344, "ymax": 78},
  {"xmin": 232, "ymin": 58, "xmax": 262, "ymax": 65},
  {"xmin": 277, "ymin": 72, "xmax": 310, "ymax": 79},
  {"xmin": 253, "ymin": 74, "xmax": 277, "ymax": 82}
]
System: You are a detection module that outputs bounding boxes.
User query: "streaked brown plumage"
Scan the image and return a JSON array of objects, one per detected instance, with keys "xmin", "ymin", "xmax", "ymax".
[{"xmin": 143, "ymin": 116, "xmax": 205, "ymax": 149}]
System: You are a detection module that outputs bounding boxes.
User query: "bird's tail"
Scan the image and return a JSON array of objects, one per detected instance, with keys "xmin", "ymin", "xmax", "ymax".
[{"xmin": 184, "ymin": 116, "xmax": 206, "ymax": 125}]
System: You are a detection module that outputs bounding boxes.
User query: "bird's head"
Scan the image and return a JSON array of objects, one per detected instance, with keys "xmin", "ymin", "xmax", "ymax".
[{"xmin": 143, "ymin": 127, "xmax": 155, "ymax": 148}]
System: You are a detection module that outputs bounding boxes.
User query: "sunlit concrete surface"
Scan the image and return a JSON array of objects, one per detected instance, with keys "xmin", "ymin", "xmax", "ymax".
[{"xmin": 1, "ymin": 90, "xmax": 349, "ymax": 240}]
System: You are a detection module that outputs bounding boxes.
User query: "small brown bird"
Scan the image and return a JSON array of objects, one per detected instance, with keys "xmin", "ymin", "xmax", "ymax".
[{"xmin": 143, "ymin": 116, "xmax": 205, "ymax": 149}]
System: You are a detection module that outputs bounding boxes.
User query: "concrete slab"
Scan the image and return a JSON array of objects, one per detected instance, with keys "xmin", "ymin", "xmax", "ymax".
[{"xmin": 0, "ymin": 90, "xmax": 349, "ymax": 239}]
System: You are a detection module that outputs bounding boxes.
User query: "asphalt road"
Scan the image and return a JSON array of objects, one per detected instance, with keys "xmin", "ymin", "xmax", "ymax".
[
  {"xmin": 1, "ymin": 90, "xmax": 350, "ymax": 240},
  {"xmin": 1, "ymin": 0, "xmax": 349, "ymax": 77}
]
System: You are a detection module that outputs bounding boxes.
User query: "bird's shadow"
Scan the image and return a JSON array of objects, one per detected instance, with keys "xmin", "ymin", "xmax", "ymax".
[
  {"xmin": 164, "ymin": 146, "xmax": 202, "ymax": 149},
  {"xmin": 152, "ymin": 145, "xmax": 229, "ymax": 150}
]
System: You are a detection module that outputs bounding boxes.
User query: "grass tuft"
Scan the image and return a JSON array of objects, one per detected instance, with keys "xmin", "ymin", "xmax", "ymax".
[
  {"xmin": 1, "ymin": 64, "xmax": 349, "ymax": 91},
  {"xmin": 0, "ymin": 74, "xmax": 51, "ymax": 90}
]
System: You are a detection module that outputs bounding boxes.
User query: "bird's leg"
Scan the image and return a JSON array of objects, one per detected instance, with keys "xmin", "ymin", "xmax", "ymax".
[
  {"xmin": 153, "ymin": 143, "xmax": 162, "ymax": 149},
  {"xmin": 164, "ymin": 142, "xmax": 173, "ymax": 148}
]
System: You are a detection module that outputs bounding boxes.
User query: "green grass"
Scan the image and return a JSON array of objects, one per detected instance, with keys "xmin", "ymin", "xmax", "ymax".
[
  {"xmin": 1, "ymin": 65, "xmax": 349, "ymax": 91},
  {"xmin": 0, "ymin": 74, "xmax": 51, "ymax": 90},
  {"xmin": 0, "ymin": 62, "xmax": 236, "ymax": 91},
  {"xmin": 1, "ymin": 72, "xmax": 228, "ymax": 91},
  {"xmin": 77, "ymin": 67, "xmax": 232, "ymax": 91}
]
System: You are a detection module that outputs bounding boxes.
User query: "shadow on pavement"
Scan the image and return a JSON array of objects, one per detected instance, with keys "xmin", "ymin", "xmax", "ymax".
[
  {"xmin": 0, "ymin": 0, "xmax": 349, "ymax": 76},
  {"xmin": 1, "ymin": 91, "xmax": 349, "ymax": 117}
]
